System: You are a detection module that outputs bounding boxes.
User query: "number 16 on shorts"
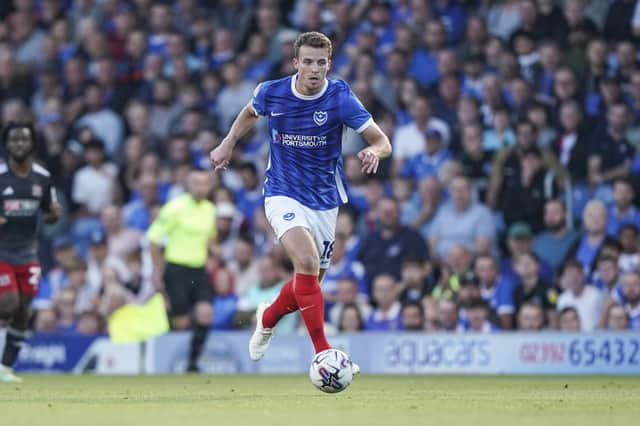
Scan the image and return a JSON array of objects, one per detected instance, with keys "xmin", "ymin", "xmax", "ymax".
[{"xmin": 320, "ymin": 240, "xmax": 335, "ymax": 261}]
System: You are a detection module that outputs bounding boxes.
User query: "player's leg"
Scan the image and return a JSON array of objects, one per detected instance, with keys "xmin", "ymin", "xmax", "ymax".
[
  {"xmin": 259, "ymin": 197, "xmax": 302, "ymax": 331},
  {"xmin": 0, "ymin": 263, "xmax": 33, "ymax": 383},
  {"xmin": 187, "ymin": 267, "xmax": 213, "ymax": 372},
  {"xmin": 280, "ymin": 227, "xmax": 331, "ymax": 354}
]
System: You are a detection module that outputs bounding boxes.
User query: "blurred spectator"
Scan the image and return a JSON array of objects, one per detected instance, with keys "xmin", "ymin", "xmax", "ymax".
[
  {"xmin": 357, "ymin": 196, "xmax": 429, "ymax": 287},
  {"xmin": 400, "ymin": 127, "xmax": 451, "ymax": 180},
  {"xmin": 75, "ymin": 83, "xmax": 124, "ymax": 157},
  {"xmin": 398, "ymin": 257, "xmax": 432, "ymax": 304},
  {"xmin": 474, "ymin": 253, "xmax": 517, "ymax": 330},
  {"xmin": 557, "ymin": 259, "xmax": 604, "ymax": 331},
  {"xmin": 500, "ymin": 146, "xmax": 552, "ymax": 232},
  {"xmin": 588, "ymin": 102, "xmax": 635, "ymax": 187},
  {"xmin": 618, "ymin": 224, "xmax": 640, "ymax": 273},
  {"xmin": 328, "ymin": 277, "xmax": 372, "ymax": 328},
  {"xmin": 517, "ymin": 302, "xmax": 545, "ymax": 331},
  {"xmin": 437, "ymin": 298, "xmax": 461, "ymax": 332},
  {"xmin": 100, "ymin": 205, "xmax": 143, "ymax": 259},
  {"xmin": 457, "ymin": 122, "xmax": 493, "ymax": 202},
  {"xmin": 605, "ymin": 304, "xmax": 630, "ymax": 331},
  {"xmin": 569, "ymin": 200, "xmax": 614, "ymax": 277},
  {"xmin": 533, "ymin": 199, "xmax": 580, "ymax": 275},
  {"xmin": 33, "ymin": 235, "xmax": 75, "ymax": 311},
  {"xmin": 400, "ymin": 301, "xmax": 424, "ymax": 331},
  {"xmin": 513, "ymin": 252, "xmax": 558, "ymax": 329},
  {"xmin": 365, "ymin": 274, "xmax": 401, "ymax": 331},
  {"xmin": 71, "ymin": 138, "xmax": 118, "ymax": 216},
  {"xmin": 607, "ymin": 179, "xmax": 640, "ymax": 236},
  {"xmin": 228, "ymin": 236, "xmax": 260, "ymax": 298},
  {"xmin": 429, "ymin": 175, "xmax": 495, "ymax": 259},
  {"xmin": 558, "ymin": 306, "xmax": 581, "ymax": 331},
  {"xmin": 392, "ymin": 93, "xmax": 450, "ymax": 173},
  {"xmin": 593, "ymin": 255, "xmax": 622, "ymax": 294},
  {"xmin": 461, "ymin": 298, "xmax": 496, "ymax": 333},
  {"xmin": 620, "ymin": 271, "xmax": 640, "ymax": 330},
  {"xmin": 432, "ymin": 244, "xmax": 474, "ymax": 300},
  {"xmin": 122, "ymin": 173, "xmax": 161, "ymax": 231},
  {"xmin": 217, "ymin": 61, "xmax": 255, "ymax": 133},
  {"xmin": 406, "ymin": 176, "xmax": 443, "ymax": 239},
  {"xmin": 86, "ymin": 228, "xmax": 130, "ymax": 298},
  {"xmin": 338, "ymin": 302, "xmax": 365, "ymax": 332}
]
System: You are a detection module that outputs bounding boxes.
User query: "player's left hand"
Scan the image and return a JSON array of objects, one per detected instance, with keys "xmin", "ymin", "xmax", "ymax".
[
  {"xmin": 357, "ymin": 148, "xmax": 379, "ymax": 174},
  {"xmin": 45, "ymin": 202, "xmax": 62, "ymax": 224}
]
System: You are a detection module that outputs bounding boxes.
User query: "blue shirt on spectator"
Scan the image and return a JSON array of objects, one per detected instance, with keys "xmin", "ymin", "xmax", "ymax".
[
  {"xmin": 576, "ymin": 235, "xmax": 603, "ymax": 276},
  {"xmin": 400, "ymin": 148, "xmax": 451, "ymax": 180},
  {"xmin": 433, "ymin": 0, "xmax": 466, "ymax": 44},
  {"xmin": 533, "ymin": 229, "xmax": 580, "ymax": 275},
  {"xmin": 365, "ymin": 302, "xmax": 402, "ymax": 331},
  {"xmin": 122, "ymin": 200, "xmax": 153, "ymax": 231},
  {"xmin": 409, "ymin": 49, "xmax": 439, "ymax": 88},
  {"xmin": 500, "ymin": 257, "xmax": 554, "ymax": 288},
  {"xmin": 607, "ymin": 206, "xmax": 640, "ymax": 236},
  {"xmin": 480, "ymin": 275, "xmax": 518, "ymax": 316}
]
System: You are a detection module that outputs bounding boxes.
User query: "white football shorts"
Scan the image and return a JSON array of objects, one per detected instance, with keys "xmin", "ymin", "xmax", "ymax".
[{"xmin": 264, "ymin": 195, "xmax": 338, "ymax": 269}]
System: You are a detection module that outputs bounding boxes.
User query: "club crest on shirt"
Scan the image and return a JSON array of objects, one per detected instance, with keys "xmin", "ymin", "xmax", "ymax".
[
  {"xmin": 313, "ymin": 110, "xmax": 328, "ymax": 126},
  {"xmin": 32, "ymin": 184, "xmax": 42, "ymax": 197}
]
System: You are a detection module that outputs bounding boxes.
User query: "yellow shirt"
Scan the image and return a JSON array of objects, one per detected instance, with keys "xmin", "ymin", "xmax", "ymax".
[{"xmin": 146, "ymin": 193, "xmax": 216, "ymax": 268}]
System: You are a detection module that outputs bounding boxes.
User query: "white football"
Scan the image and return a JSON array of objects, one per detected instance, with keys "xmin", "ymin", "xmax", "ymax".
[{"xmin": 308, "ymin": 349, "xmax": 353, "ymax": 393}]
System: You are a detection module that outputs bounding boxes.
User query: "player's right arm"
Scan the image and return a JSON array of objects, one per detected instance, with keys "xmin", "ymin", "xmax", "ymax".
[
  {"xmin": 210, "ymin": 102, "xmax": 259, "ymax": 170},
  {"xmin": 211, "ymin": 82, "xmax": 270, "ymax": 170}
]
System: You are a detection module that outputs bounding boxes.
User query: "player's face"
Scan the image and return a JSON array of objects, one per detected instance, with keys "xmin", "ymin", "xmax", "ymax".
[
  {"xmin": 6, "ymin": 127, "xmax": 34, "ymax": 162},
  {"xmin": 294, "ymin": 45, "xmax": 331, "ymax": 95}
]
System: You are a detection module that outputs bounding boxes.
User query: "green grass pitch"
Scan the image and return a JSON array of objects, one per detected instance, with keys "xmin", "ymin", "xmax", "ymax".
[{"xmin": 2, "ymin": 375, "xmax": 639, "ymax": 426}]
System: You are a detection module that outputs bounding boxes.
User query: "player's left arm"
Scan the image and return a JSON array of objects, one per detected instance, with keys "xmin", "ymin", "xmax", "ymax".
[
  {"xmin": 340, "ymin": 85, "xmax": 391, "ymax": 174},
  {"xmin": 358, "ymin": 121, "xmax": 392, "ymax": 174},
  {"xmin": 43, "ymin": 184, "xmax": 62, "ymax": 224}
]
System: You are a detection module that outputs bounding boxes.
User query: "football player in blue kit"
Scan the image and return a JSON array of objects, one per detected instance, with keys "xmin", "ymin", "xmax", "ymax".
[{"xmin": 210, "ymin": 32, "xmax": 391, "ymax": 373}]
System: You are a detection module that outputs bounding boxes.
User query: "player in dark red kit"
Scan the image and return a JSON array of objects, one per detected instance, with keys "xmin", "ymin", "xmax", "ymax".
[{"xmin": 0, "ymin": 122, "xmax": 60, "ymax": 382}]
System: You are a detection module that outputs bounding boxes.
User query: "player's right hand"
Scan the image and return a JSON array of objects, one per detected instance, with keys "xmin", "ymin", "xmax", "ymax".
[{"xmin": 210, "ymin": 141, "xmax": 233, "ymax": 171}]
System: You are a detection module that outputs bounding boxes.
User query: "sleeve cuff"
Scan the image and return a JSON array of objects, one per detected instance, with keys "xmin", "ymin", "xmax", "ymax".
[{"xmin": 355, "ymin": 117, "xmax": 374, "ymax": 134}]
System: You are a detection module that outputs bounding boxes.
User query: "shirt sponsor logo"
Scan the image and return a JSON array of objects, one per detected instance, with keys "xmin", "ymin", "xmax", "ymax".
[
  {"xmin": 283, "ymin": 212, "xmax": 295, "ymax": 221},
  {"xmin": 3, "ymin": 199, "xmax": 40, "ymax": 216},
  {"xmin": 32, "ymin": 184, "xmax": 42, "ymax": 197},
  {"xmin": 2, "ymin": 186, "xmax": 14, "ymax": 196},
  {"xmin": 271, "ymin": 129, "xmax": 328, "ymax": 148},
  {"xmin": 313, "ymin": 110, "xmax": 328, "ymax": 126}
]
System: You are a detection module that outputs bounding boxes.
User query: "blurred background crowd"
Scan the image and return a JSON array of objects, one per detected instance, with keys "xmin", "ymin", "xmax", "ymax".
[{"xmin": 0, "ymin": 0, "xmax": 639, "ymax": 336}]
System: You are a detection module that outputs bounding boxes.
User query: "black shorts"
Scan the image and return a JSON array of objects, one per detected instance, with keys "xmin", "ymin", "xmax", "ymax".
[{"xmin": 163, "ymin": 263, "xmax": 213, "ymax": 317}]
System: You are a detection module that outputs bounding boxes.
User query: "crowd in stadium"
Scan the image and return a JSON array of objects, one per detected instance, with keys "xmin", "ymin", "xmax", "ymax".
[{"xmin": 0, "ymin": 0, "xmax": 639, "ymax": 336}]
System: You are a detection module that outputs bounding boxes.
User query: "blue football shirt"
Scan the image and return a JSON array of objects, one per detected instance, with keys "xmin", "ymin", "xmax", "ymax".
[{"xmin": 252, "ymin": 75, "xmax": 373, "ymax": 210}]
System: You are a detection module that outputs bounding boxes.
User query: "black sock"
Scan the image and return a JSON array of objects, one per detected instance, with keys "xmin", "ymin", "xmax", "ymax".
[
  {"xmin": 2, "ymin": 327, "xmax": 26, "ymax": 368},
  {"xmin": 189, "ymin": 325, "xmax": 208, "ymax": 367}
]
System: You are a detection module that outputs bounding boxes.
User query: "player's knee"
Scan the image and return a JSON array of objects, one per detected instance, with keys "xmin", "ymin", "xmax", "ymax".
[
  {"xmin": 0, "ymin": 292, "xmax": 19, "ymax": 320},
  {"xmin": 295, "ymin": 254, "xmax": 320, "ymax": 274},
  {"xmin": 194, "ymin": 302, "xmax": 213, "ymax": 325}
]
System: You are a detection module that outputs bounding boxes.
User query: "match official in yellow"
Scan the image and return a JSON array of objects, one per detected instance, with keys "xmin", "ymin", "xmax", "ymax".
[{"xmin": 147, "ymin": 170, "xmax": 216, "ymax": 372}]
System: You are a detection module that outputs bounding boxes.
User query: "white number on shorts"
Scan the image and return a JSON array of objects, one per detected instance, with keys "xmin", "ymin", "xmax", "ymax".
[
  {"xmin": 320, "ymin": 240, "xmax": 335, "ymax": 261},
  {"xmin": 28, "ymin": 266, "xmax": 41, "ymax": 286}
]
